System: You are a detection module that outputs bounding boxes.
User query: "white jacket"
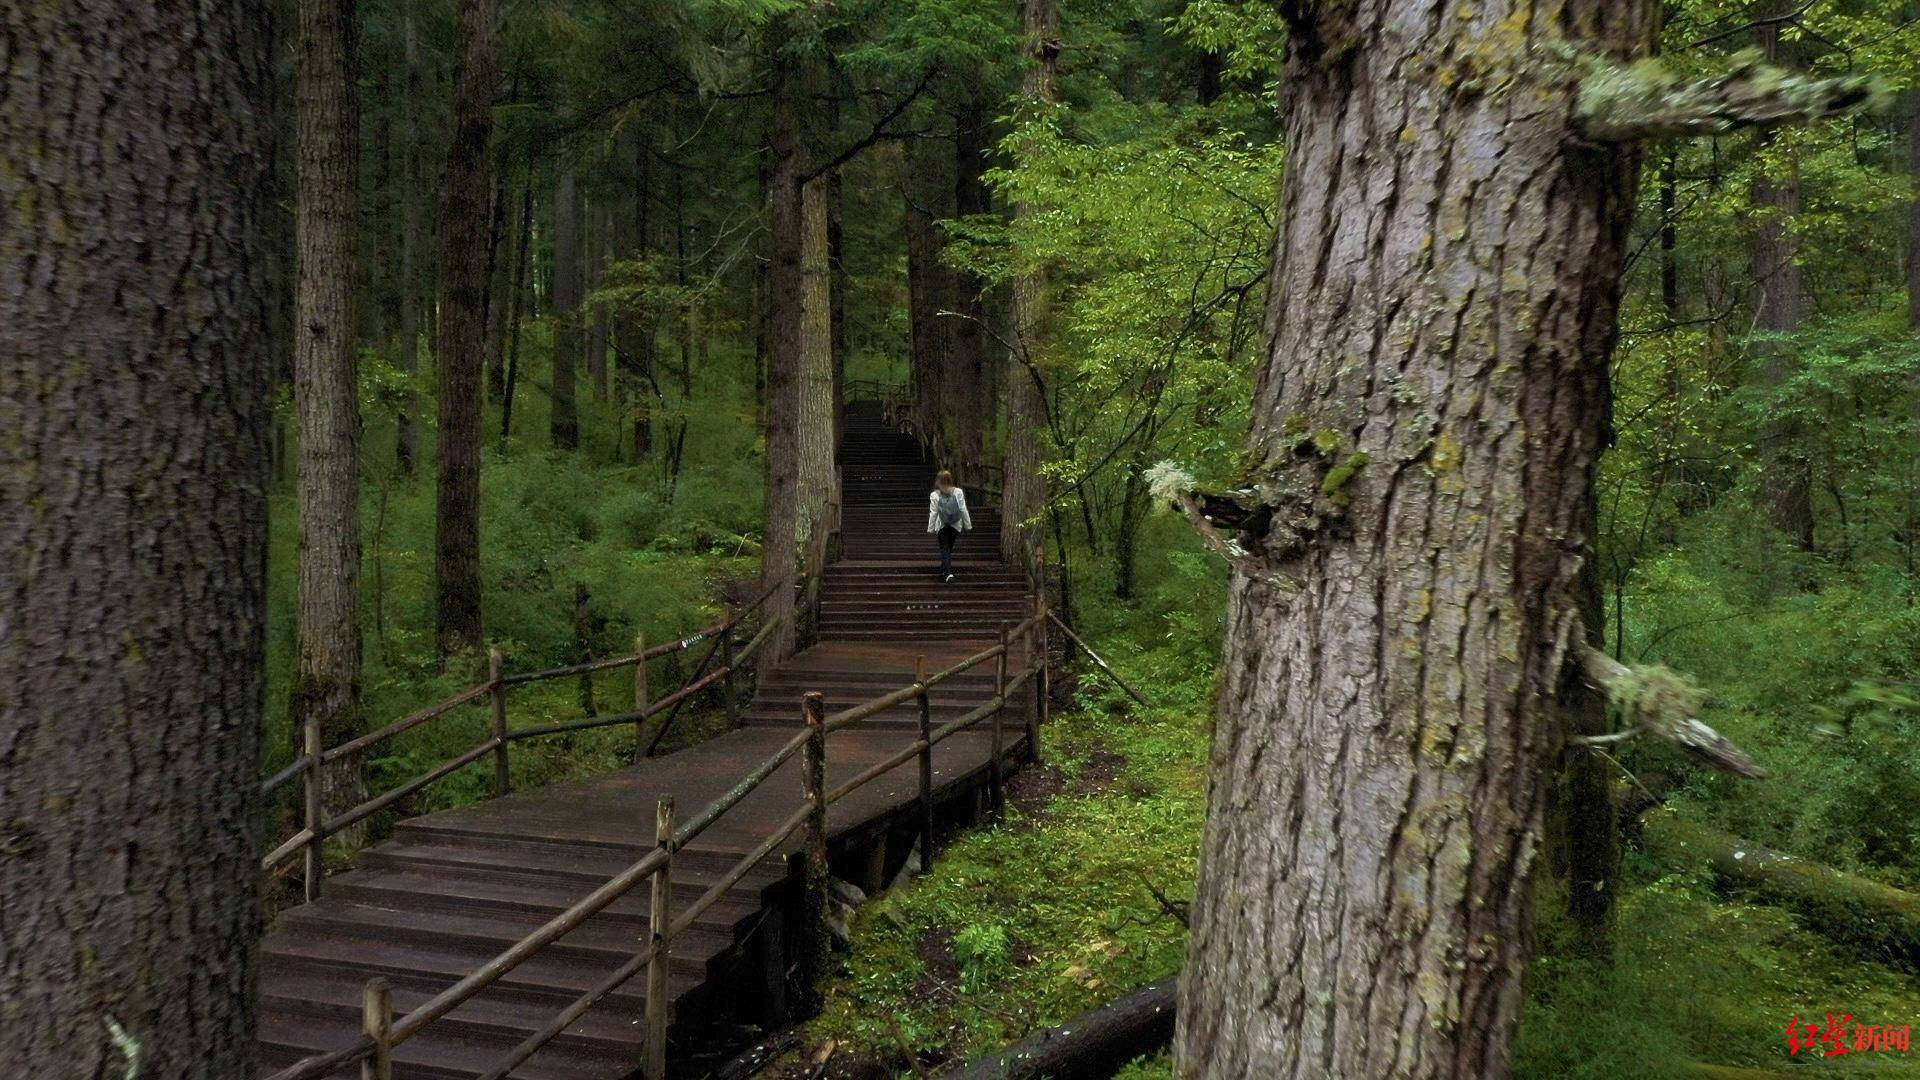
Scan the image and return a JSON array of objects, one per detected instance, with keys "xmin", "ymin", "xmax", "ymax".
[{"xmin": 927, "ymin": 488, "xmax": 973, "ymax": 533}]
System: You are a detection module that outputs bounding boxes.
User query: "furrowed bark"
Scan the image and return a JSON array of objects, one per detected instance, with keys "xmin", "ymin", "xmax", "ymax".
[
  {"xmin": 0, "ymin": 0, "xmax": 273, "ymax": 1072},
  {"xmin": 434, "ymin": 0, "xmax": 499, "ymax": 658},
  {"xmin": 1178, "ymin": 4, "xmax": 1659, "ymax": 1076},
  {"xmin": 293, "ymin": 0, "xmax": 367, "ymax": 841}
]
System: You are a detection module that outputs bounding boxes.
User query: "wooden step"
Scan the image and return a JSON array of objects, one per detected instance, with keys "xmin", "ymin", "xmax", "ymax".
[
  {"xmin": 258, "ymin": 965, "xmax": 645, "ymax": 1055},
  {"xmin": 258, "ymin": 1004, "xmax": 636, "ymax": 1080}
]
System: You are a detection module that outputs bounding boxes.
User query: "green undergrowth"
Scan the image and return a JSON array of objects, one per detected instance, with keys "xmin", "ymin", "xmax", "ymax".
[
  {"xmin": 1523, "ymin": 853, "xmax": 1920, "ymax": 1077},
  {"xmin": 263, "ymin": 337, "xmax": 766, "ymax": 868},
  {"xmin": 806, "ymin": 700, "xmax": 1208, "ymax": 1070},
  {"xmin": 800, "ymin": 695, "xmax": 1920, "ymax": 1078}
]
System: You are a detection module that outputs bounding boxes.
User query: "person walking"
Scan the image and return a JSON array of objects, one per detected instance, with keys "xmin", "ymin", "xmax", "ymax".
[{"xmin": 927, "ymin": 469, "xmax": 973, "ymax": 583}]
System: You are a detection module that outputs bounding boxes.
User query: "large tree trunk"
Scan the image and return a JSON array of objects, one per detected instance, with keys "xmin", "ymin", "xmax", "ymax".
[
  {"xmin": 1004, "ymin": 0, "xmax": 1059, "ymax": 572},
  {"xmin": 950, "ymin": 89, "xmax": 991, "ymax": 479},
  {"xmin": 396, "ymin": 0, "xmax": 423, "ymax": 475},
  {"xmin": 0, "ymin": 0, "xmax": 272, "ymax": 1072},
  {"xmin": 905, "ymin": 135, "xmax": 953, "ymax": 459},
  {"xmin": 799, "ymin": 176, "xmax": 837, "ymax": 568},
  {"xmin": 1175, "ymin": 6, "xmax": 1655, "ymax": 1077},
  {"xmin": 829, "ymin": 159, "xmax": 848, "ymax": 452},
  {"xmin": 433, "ymin": 0, "xmax": 499, "ymax": 659},
  {"xmin": 1751, "ymin": 11, "xmax": 1812, "ymax": 550},
  {"xmin": 551, "ymin": 169, "xmax": 583, "ymax": 449},
  {"xmin": 755, "ymin": 134, "xmax": 772, "ymax": 426},
  {"xmin": 764, "ymin": 45, "xmax": 812, "ymax": 659},
  {"xmin": 293, "ymin": 0, "xmax": 366, "ymax": 838}
]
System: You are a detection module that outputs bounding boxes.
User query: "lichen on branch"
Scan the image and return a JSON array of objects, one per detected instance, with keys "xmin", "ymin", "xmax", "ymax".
[
  {"xmin": 1575, "ymin": 644, "xmax": 1768, "ymax": 779},
  {"xmin": 1575, "ymin": 50, "xmax": 1884, "ymax": 141}
]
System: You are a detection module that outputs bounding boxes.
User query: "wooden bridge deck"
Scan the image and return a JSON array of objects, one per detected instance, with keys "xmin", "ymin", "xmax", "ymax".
[{"xmin": 256, "ymin": 403, "xmax": 1034, "ymax": 1079}]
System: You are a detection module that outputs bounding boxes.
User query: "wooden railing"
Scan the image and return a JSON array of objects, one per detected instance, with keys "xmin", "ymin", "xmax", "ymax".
[
  {"xmin": 259, "ymin": 579, "xmax": 788, "ymax": 904},
  {"xmin": 264, "ymin": 599, "xmax": 1050, "ymax": 1080}
]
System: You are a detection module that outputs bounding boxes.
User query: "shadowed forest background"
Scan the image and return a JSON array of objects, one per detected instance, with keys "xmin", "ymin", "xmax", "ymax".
[{"xmin": 11, "ymin": 0, "xmax": 1920, "ymax": 1076}]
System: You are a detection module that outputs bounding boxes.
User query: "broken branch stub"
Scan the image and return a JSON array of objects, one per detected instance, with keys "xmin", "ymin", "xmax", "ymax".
[
  {"xmin": 1576, "ymin": 645, "xmax": 1767, "ymax": 779},
  {"xmin": 1576, "ymin": 51, "xmax": 1885, "ymax": 141}
]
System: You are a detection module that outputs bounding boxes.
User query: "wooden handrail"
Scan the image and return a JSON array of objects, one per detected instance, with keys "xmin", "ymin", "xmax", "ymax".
[
  {"xmin": 321, "ymin": 681, "xmax": 496, "ymax": 766},
  {"xmin": 1046, "ymin": 612, "xmax": 1152, "ymax": 708},
  {"xmin": 260, "ymin": 754, "xmax": 313, "ymax": 796},
  {"xmin": 264, "ymin": 579, "xmax": 1044, "ymax": 1080},
  {"xmin": 260, "ymin": 578, "xmax": 792, "ymax": 894}
]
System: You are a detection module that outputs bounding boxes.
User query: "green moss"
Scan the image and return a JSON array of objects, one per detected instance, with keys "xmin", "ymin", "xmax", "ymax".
[{"xmin": 1320, "ymin": 450, "xmax": 1370, "ymax": 500}]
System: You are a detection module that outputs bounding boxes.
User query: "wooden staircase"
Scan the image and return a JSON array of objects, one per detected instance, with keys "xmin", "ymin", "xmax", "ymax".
[{"xmin": 255, "ymin": 399, "xmax": 1034, "ymax": 1079}]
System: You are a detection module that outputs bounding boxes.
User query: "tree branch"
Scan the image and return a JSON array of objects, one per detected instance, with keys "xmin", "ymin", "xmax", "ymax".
[
  {"xmin": 1575, "ymin": 51, "xmax": 1883, "ymax": 141},
  {"xmin": 799, "ymin": 69, "xmax": 935, "ymax": 186},
  {"xmin": 1573, "ymin": 645, "xmax": 1767, "ymax": 779}
]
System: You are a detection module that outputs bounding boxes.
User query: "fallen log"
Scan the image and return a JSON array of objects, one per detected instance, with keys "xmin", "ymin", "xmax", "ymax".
[
  {"xmin": 939, "ymin": 968, "xmax": 1798, "ymax": 1080},
  {"xmin": 1646, "ymin": 814, "xmax": 1920, "ymax": 972},
  {"xmin": 941, "ymin": 979, "xmax": 1177, "ymax": 1080}
]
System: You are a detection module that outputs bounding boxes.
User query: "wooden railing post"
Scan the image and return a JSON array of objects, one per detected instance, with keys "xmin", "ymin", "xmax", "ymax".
[
  {"xmin": 721, "ymin": 623, "xmax": 739, "ymax": 727},
  {"xmin": 645, "ymin": 796, "xmax": 675, "ymax": 1080},
  {"xmin": 991, "ymin": 622, "xmax": 1008, "ymax": 813},
  {"xmin": 302, "ymin": 711, "xmax": 323, "ymax": 903},
  {"xmin": 361, "ymin": 977, "xmax": 392, "ymax": 1080},
  {"xmin": 633, "ymin": 632, "xmax": 649, "ymax": 756},
  {"xmin": 915, "ymin": 655, "xmax": 934, "ymax": 873},
  {"xmin": 489, "ymin": 646, "xmax": 510, "ymax": 796},
  {"xmin": 1032, "ymin": 597, "xmax": 1047, "ymax": 765},
  {"xmin": 798, "ymin": 692, "xmax": 829, "ymax": 1015}
]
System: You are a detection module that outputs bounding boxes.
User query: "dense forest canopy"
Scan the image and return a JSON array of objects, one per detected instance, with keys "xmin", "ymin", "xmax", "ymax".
[{"xmin": 8, "ymin": 0, "xmax": 1920, "ymax": 1076}]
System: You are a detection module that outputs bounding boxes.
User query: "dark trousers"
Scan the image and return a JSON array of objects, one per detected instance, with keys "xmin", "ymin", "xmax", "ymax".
[{"xmin": 937, "ymin": 526, "xmax": 958, "ymax": 574}]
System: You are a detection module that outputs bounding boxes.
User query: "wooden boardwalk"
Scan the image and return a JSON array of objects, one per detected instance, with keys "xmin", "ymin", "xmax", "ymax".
[{"xmin": 256, "ymin": 403, "xmax": 1036, "ymax": 1079}]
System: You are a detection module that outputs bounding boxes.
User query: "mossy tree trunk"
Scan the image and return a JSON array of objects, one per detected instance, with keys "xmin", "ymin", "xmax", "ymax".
[{"xmin": 1176, "ymin": 5, "xmax": 1654, "ymax": 1075}]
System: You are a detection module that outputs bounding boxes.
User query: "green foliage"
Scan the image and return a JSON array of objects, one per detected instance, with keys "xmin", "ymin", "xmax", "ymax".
[
  {"xmin": 810, "ymin": 699, "xmax": 1208, "ymax": 1063},
  {"xmin": 1521, "ymin": 864, "xmax": 1920, "ymax": 1077}
]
